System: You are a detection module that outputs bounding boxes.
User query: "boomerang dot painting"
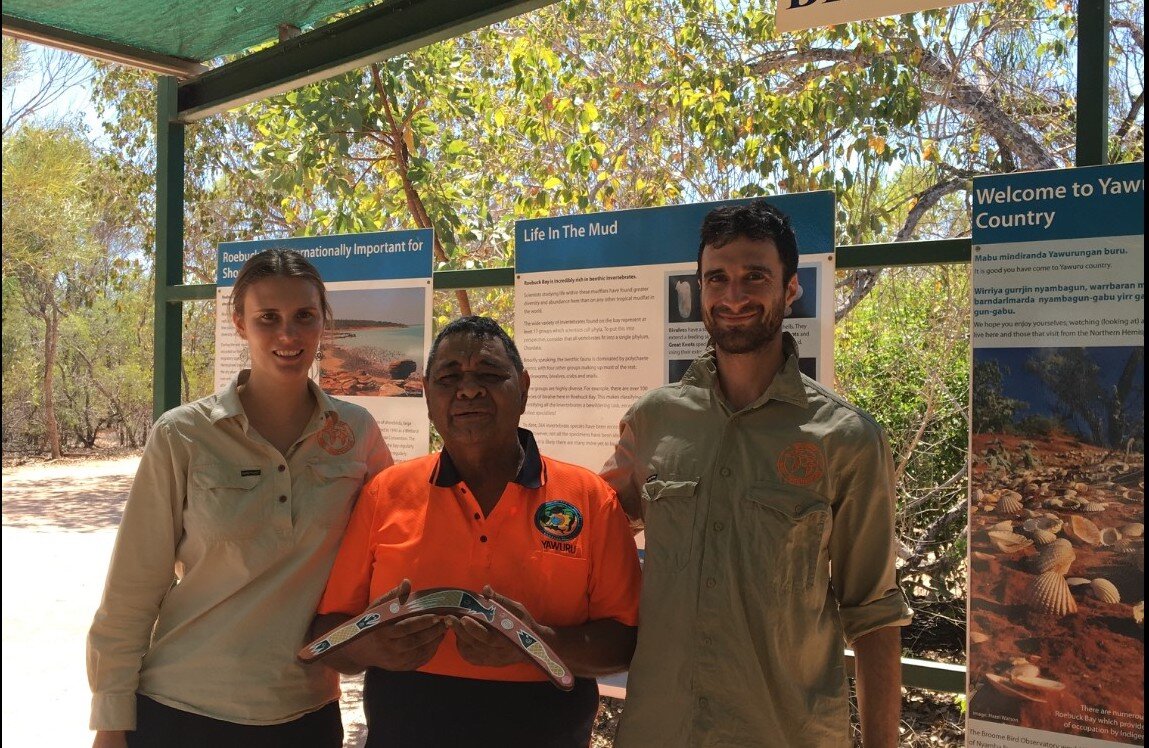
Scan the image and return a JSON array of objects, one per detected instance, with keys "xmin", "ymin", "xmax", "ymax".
[{"xmin": 299, "ymin": 587, "xmax": 575, "ymax": 690}]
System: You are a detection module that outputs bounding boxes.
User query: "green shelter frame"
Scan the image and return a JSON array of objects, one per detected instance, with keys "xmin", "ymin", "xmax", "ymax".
[{"xmin": 4, "ymin": 0, "xmax": 1120, "ymax": 696}]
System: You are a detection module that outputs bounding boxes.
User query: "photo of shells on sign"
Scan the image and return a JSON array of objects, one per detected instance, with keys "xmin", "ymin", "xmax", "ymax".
[{"xmin": 967, "ymin": 345, "xmax": 1144, "ymax": 742}]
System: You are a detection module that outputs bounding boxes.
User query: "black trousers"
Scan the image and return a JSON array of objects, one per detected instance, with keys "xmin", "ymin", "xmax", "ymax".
[
  {"xmin": 127, "ymin": 694, "xmax": 343, "ymax": 748},
  {"xmin": 363, "ymin": 668, "xmax": 599, "ymax": 748}
]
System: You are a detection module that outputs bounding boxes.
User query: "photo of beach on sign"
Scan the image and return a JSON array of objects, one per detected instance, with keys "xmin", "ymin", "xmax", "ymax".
[{"xmin": 320, "ymin": 287, "xmax": 427, "ymax": 398}]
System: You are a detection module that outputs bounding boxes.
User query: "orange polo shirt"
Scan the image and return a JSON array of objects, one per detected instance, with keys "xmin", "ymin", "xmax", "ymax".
[{"xmin": 317, "ymin": 429, "xmax": 641, "ymax": 683}]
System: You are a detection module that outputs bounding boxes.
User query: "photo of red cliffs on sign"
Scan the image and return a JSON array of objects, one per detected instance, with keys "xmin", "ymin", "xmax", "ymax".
[{"xmin": 318, "ymin": 288, "xmax": 427, "ymax": 398}]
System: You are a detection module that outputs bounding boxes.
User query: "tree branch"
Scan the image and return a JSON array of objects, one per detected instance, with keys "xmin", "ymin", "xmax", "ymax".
[
  {"xmin": 835, "ymin": 269, "xmax": 879, "ymax": 322},
  {"xmin": 1113, "ymin": 19, "xmax": 1144, "ymax": 52},
  {"xmin": 748, "ymin": 44, "xmax": 1060, "ymax": 170},
  {"xmin": 894, "ymin": 178, "xmax": 965, "ymax": 242},
  {"xmin": 901, "ymin": 495, "xmax": 969, "ymax": 573},
  {"xmin": 369, "ymin": 63, "xmax": 472, "ymax": 317},
  {"xmin": 1115, "ymin": 90, "xmax": 1145, "ymax": 142}
]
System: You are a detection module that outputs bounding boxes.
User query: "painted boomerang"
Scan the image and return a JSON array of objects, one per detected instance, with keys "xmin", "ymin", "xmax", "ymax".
[{"xmin": 298, "ymin": 587, "xmax": 575, "ymax": 690}]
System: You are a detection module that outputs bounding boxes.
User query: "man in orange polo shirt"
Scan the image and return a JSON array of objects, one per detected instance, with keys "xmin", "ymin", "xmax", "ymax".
[{"xmin": 312, "ymin": 316, "xmax": 641, "ymax": 748}]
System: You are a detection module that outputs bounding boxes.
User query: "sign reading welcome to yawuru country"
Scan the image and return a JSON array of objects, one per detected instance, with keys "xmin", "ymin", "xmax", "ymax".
[
  {"xmin": 966, "ymin": 162, "xmax": 1144, "ymax": 748},
  {"xmin": 215, "ymin": 230, "xmax": 434, "ymax": 462},
  {"xmin": 775, "ymin": 0, "xmax": 976, "ymax": 33}
]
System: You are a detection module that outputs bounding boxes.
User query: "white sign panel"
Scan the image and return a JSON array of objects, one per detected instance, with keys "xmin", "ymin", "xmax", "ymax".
[
  {"xmin": 215, "ymin": 230, "xmax": 435, "ymax": 463},
  {"xmin": 776, "ymin": 0, "xmax": 975, "ymax": 33}
]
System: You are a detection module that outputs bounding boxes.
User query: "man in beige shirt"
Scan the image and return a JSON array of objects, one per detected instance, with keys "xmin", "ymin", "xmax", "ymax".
[{"xmin": 603, "ymin": 200, "xmax": 912, "ymax": 747}]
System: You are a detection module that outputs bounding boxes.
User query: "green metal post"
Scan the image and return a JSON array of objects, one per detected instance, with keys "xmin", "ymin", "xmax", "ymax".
[
  {"xmin": 1076, "ymin": 0, "xmax": 1110, "ymax": 166},
  {"xmin": 153, "ymin": 76, "xmax": 185, "ymax": 420}
]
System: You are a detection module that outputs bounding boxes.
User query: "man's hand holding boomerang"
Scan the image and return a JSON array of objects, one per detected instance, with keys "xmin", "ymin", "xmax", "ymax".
[{"xmin": 448, "ymin": 585, "xmax": 552, "ymax": 669}]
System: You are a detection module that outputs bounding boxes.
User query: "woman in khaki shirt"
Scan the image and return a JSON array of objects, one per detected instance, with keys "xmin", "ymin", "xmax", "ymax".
[{"xmin": 88, "ymin": 250, "xmax": 392, "ymax": 748}]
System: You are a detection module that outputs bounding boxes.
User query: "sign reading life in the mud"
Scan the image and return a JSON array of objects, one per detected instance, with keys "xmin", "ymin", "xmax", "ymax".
[
  {"xmin": 215, "ymin": 230, "xmax": 434, "ymax": 462},
  {"xmin": 967, "ymin": 162, "xmax": 1145, "ymax": 748},
  {"xmin": 514, "ymin": 194, "xmax": 835, "ymax": 474}
]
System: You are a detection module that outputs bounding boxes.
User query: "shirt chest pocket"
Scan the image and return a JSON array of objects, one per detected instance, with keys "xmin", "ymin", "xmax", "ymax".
[
  {"xmin": 741, "ymin": 482, "xmax": 831, "ymax": 594},
  {"xmin": 524, "ymin": 551, "xmax": 590, "ymax": 627},
  {"xmin": 304, "ymin": 460, "xmax": 366, "ymax": 529},
  {"xmin": 186, "ymin": 465, "xmax": 267, "ymax": 541},
  {"xmin": 641, "ymin": 478, "xmax": 700, "ymax": 572}
]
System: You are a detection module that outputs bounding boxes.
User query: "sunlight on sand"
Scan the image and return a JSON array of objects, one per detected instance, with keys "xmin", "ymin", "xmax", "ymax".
[{"xmin": 1, "ymin": 456, "xmax": 368, "ymax": 747}]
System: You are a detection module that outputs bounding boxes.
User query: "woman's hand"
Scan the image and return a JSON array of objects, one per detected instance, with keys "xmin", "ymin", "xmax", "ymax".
[{"xmin": 92, "ymin": 730, "xmax": 129, "ymax": 748}]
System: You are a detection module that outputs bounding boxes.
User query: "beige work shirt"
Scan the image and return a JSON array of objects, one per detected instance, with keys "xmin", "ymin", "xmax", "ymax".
[
  {"xmin": 602, "ymin": 335, "xmax": 912, "ymax": 748},
  {"xmin": 87, "ymin": 372, "xmax": 392, "ymax": 730}
]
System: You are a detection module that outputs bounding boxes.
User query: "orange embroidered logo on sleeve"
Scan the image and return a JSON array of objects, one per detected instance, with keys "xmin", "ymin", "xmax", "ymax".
[
  {"xmin": 776, "ymin": 442, "xmax": 824, "ymax": 486},
  {"xmin": 318, "ymin": 411, "xmax": 355, "ymax": 455}
]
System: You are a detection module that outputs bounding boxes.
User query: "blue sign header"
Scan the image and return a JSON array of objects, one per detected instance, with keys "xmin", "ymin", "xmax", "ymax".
[
  {"xmin": 515, "ymin": 193, "xmax": 834, "ymax": 274},
  {"xmin": 972, "ymin": 163, "xmax": 1144, "ymax": 245},
  {"xmin": 217, "ymin": 229, "xmax": 434, "ymax": 287}
]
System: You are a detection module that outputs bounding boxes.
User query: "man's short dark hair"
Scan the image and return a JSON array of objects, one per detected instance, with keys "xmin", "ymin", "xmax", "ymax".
[
  {"xmin": 697, "ymin": 200, "xmax": 799, "ymax": 282},
  {"xmin": 426, "ymin": 316, "xmax": 524, "ymax": 374}
]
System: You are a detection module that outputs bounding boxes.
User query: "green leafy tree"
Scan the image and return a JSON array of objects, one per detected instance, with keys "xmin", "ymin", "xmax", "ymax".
[
  {"xmin": 972, "ymin": 358, "xmax": 1026, "ymax": 432},
  {"xmin": 2, "ymin": 124, "xmax": 104, "ymax": 457},
  {"xmin": 837, "ymin": 265, "xmax": 970, "ymax": 648},
  {"xmin": 90, "ymin": 1, "xmax": 1143, "ymax": 309},
  {"xmin": 2, "ymin": 274, "xmax": 43, "ymax": 449},
  {"xmin": 59, "ymin": 257, "xmax": 155, "ymax": 448},
  {"xmin": 3, "ymin": 40, "xmax": 153, "ymax": 455}
]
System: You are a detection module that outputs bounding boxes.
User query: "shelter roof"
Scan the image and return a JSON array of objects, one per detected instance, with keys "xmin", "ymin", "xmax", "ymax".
[
  {"xmin": 3, "ymin": 0, "xmax": 553, "ymax": 118},
  {"xmin": 2, "ymin": 0, "xmax": 380, "ymax": 76}
]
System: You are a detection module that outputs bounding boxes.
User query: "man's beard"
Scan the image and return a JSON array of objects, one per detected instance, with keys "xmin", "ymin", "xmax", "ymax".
[{"xmin": 705, "ymin": 298, "xmax": 786, "ymax": 355}]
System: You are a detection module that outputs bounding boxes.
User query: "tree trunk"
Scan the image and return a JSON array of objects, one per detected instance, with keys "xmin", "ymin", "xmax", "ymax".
[
  {"xmin": 371, "ymin": 63, "xmax": 473, "ymax": 318},
  {"xmin": 43, "ymin": 303, "xmax": 62, "ymax": 459}
]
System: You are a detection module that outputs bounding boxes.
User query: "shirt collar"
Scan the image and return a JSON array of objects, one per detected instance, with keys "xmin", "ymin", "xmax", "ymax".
[
  {"xmin": 758, "ymin": 334, "xmax": 810, "ymax": 409},
  {"xmin": 432, "ymin": 427, "xmax": 544, "ymax": 489},
  {"xmin": 681, "ymin": 332, "xmax": 810, "ymax": 411},
  {"xmin": 209, "ymin": 370, "xmax": 342, "ymax": 434}
]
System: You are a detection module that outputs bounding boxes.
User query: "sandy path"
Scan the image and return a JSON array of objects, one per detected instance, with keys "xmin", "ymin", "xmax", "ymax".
[{"xmin": 1, "ymin": 455, "xmax": 367, "ymax": 746}]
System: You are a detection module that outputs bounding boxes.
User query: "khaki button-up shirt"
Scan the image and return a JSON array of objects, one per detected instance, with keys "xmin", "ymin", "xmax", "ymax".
[
  {"xmin": 602, "ymin": 335, "xmax": 912, "ymax": 747},
  {"xmin": 87, "ymin": 372, "xmax": 392, "ymax": 730}
]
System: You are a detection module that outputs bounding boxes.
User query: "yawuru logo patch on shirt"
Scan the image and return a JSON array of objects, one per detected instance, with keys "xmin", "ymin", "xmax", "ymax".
[
  {"xmin": 317, "ymin": 411, "xmax": 355, "ymax": 456},
  {"xmin": 534, "ymin": 500, "xmax": 584, "ymax": 552},
  {"xmin": 776, "ymin": 441, "xmax": 824, "ymax": 486}
]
